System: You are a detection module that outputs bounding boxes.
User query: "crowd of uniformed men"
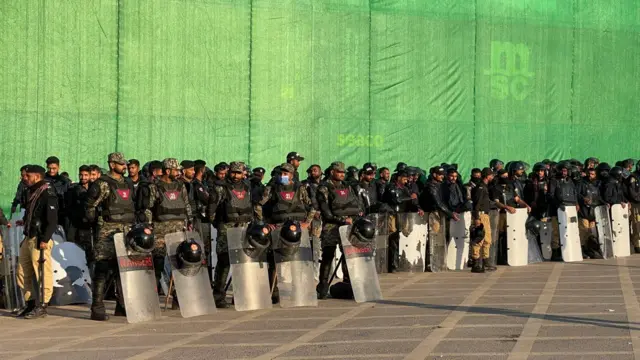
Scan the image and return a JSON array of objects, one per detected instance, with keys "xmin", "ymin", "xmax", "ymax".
[{"xmin": 3, "ymin": 152, "xmax": 640, "ymax": 320}]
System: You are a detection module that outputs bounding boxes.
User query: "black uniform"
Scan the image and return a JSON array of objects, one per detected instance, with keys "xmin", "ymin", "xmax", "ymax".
[
  {"xmin": 353, "ymin": 180, "xmax": 382, "ymax": 215},
  {"xmin": 577, "ymin": 177, "xmax": 602, "ymax": 221},
  {"xmin": 45, "ymin": 173, "xmax": 70, "ymax": 228},
  {"xmin": 65, "ymin": 183, "xmax": 94, "ymax": 263},
  {"xmin": 524, "ymin": 176, "xmax": 550, "ymax": 219},
  {"xmin": 549, "ymin": 176, "xmax": 578, "ymax": 213},
  {"xmin": 11, "ymin": 181, "xmax": 28, "ymax": 212},
  {"xmin": 601, "ymin": 177, "xmax": 625, "ymax": 205}
]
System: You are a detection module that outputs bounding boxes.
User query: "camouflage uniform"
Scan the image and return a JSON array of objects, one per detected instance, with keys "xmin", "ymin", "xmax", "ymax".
[
  {"xmin": 315, "ymin": 163, "xmax": 363, "ymax": 298},
  {"xmin": 141, "ymin": 158, "xmax": 192, "ymax": 257},
  {"xmin": 85, "ymin": 152, "xmax": 135, "ymax": 319},
  {"xmin": 209, "ymin": 161, "xmax": 255, "ymax": 306},
  {"xmin": 87, "ymin": 175, "xmax": 133, "ymax": 261}
]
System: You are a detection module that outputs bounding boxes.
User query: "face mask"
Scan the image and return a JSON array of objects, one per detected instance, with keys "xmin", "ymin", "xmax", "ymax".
[{"xmin": 279, "ymin": 175, "xmax": 290, "ymax": 185}]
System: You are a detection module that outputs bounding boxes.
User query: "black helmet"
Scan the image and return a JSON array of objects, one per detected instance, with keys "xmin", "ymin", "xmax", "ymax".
[
  {"xmin": 508, "ymin": 161, "xmax": 525, "ymax": 174},
  {"xmin": 395, "ymin": 162, "xmax": 407, "ymax": 172},
  {"xmin": 570, "ymin": 166, "xmax": 582, "ymax": 181},
  {"xmin": 596, "ymin": 162, "xmax": 611, "ymax": 179},
  {"xmin": 244, "ymin": 222, "xmax": 271, "ymax": 258},
  {"xmin": 176, "ymin": 239, "xmax": 203, "ymax": 269},
  {"xmin": 276, "ymin": 220, "xmax": 302, "ymax": 256},
  {"xmin": 556, "ymin": 161, "xmax": 570, "ymax": 171},
  {"xmin": 532, "ymin": 162, "xmax": 546, "ymax": 173},
  {"xmin": 610, "ymin": 166, "xmax": 623, "ymax": 180},
  {"xmin": 347, "ymin": 166, "xmax": 359, "ymax": 176},
  {"xmin": 280, "ymin": 220, "xmax": 302, "ymax": 246},
  {"xmin": 489, "ymin": 159, "xmax": 503, "ymax": 170},
  {"xmin": 350, "ymin": 217, "xmax": 375, "ymax": 247},
  {"xmin": 125, "ymin": 224, "xmax": 155, "ymax": 253}
]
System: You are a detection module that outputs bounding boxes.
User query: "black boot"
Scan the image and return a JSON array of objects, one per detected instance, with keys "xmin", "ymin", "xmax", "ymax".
[
  {"xmin": 316, "ymin": 246, "xmax": 336, "ymax": 300},
  {"xmin": 24, "ymin": 304, "xmax": 47, "ymax": 319},
  {"xmin": 634, "ymin": 247, "xmax": 640, "ymax": 254},
  {"xmin": 581, "ymin": 245, "xmax": 590, "ymax": 259},
  {"xmin": 471, "ymin": 258, "xmax": 485, "ymax": 273},
  {"xmin": 13, "ymin": 300, "xmax": 36, "ymax": 317},
  {"xmin": 90, "ymin": 261, "xmax": 110, "ymax": 321},
  {"xmin": 551, "ymin": 248, "xmax": 563, "ymax": 262},
  {"xmin": 467, "ymin": 258, "xmax": 475, "ymax": 268},
  {"xmin": 388, "ymin": 232, "xmax": 400, "ymax": 273},
  {"xmin": 212, "ymin": 253, "xmax": 230, "ymax": 308},
  {"xmin": 484, "ymin": 258, "xmax": 496, "ymax": 272}
]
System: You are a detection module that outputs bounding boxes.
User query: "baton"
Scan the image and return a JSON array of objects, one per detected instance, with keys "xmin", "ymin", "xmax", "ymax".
[
  {"xmin": 328, "ymin": 254, "xmax": 344, "ymax": 286},
  {"xmin": 38, "ymin": 248, "xmax": 45, "ymax": 307}
]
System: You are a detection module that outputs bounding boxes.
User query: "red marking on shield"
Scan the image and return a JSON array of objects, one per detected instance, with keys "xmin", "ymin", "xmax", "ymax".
[
  {"xmin": 165, "ymin": 191, "xmax": 179, "ymax": 200},
  {"xmin": 232, "ymin": 190, "xmax": 246, "ymax": 199},
  {"xmin": 279, "ymin": 191, "xmax": 294, "ymax": 201},
  {"xmin": 116, "ymin": 189, "xmax": 130, "ymax": 200},
  {"xmin": 336, "ymin": 189, "xmax": 349, "ymax": 197}
]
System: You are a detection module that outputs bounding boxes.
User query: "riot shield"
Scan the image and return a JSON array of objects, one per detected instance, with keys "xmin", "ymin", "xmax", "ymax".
[
  {"xmin": 447, "ymin": 212, "xmax": 470, "ymax": 270},
  {"xmin": 114, "ymin": 233, "xmax": 161, "ymax": 324},
  {"xmin": 487, "ymin": 210, "xmax": 500, "ymax": 267},
  {"xmin": 271, "ymin": 227, "xmax": 317, "ymax": 308},
  {"xmin": 227, "ymin": 227, "xmax": 272, "ymax": 311},
  {"xmin": 49, "ymin": 226, "xmax": 92, "ymax": 306},
  {"xmin": 338, "ymin": 225, "xmax": 382, "ymax": 303},
  {"xmin": 1, "ymin": 212, "xmax": 24, "ymax": 311},
  {"xmin": 427, "ymin": 212, "xmax": 447, "ymax": 272},
  {"xmin": 558, "ymin": 206, "xmax": 583, "ymax": 262},
  {"xmin": 333, "ymin": 245, "xmax": 344, "ymax": 280},
  {"xmin": 166, "ymin": 232, "xmax": 216, "ymax": 318},
  {"xmin": 611, "ymin": 204, "xmax": 631, "ymax": 258},
  {"xmin": 368, "ymin": 213, "xmax": 389, "ymax": 274},
  {"xmin": 396, "ymin": 212, "xmax": 427, "ymax": 272},
  {"xmin": 525, "ymin": 216, "xmax": 547, "ymax": 263},
  {"xmin": 594, "ymin": 205, "xmax": 614, "ymax": 259},
  {"xmin": 506, "ymin": 209, "xmax": 528, "ymax": 266}
]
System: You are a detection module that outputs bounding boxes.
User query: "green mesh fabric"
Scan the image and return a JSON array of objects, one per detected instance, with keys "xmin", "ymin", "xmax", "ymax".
[{"xmin": 1, "ymin": 0, "xmax": 639, "ymax": 208}]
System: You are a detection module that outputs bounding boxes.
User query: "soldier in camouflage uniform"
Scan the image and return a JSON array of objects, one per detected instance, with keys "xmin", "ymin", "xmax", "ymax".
[
  {"xmin": 254, "ymin": 163, "xmax": 316, "ymax": 303},
  {"xmin": 208, "ymin": 161, "xmax": 255, "ymax": 308},
  {"xmin": 315, "ymin": 162, "xmax": 363, "ymax": 299},
  {"xmin": 140, "ymin": 158, "xmax": 192, "ymax": 286},
  {"xmin": 85, "ymin": 153, "xmax": 136, "ymax": 321}
]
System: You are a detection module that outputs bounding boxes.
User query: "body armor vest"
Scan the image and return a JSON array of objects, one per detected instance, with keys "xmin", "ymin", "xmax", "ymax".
[
  {"xmin": 223, "ymin": 182, "xmax": 253, "ymax": 223},
  {"xmin": 270, "ymin": 183, "xmax": 307, "ymax": 222},
  {"xmin": 327, "ymin": 181, "xmax": 360, "ymax": 217},
  {"xmin": 154, "ymin": 181, "xmax": 187, "ymax": 222},
  {"xmin": 100, "ymin": 176, "xmax": 135, "ymax": 223}
]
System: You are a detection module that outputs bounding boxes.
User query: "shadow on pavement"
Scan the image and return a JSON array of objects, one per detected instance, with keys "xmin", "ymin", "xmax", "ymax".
[{"xmin": 376, "ymin": 299, "xmax": 640, "ymax": 330}]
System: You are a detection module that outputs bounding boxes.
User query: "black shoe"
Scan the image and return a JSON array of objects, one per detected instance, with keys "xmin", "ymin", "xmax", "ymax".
[
  {"xmin": 215, "ymin": 299, "xmax": 230, "ymax": 309},
  {"xmin": 483, "ymin": 258, "xmax": 496, "ymax": 272},
  {"xmin": 471, "ymin": 258, "xmax": 485, "ymax": 273},
  {"xmin": 24, "ymin": 305, "xmax": 47, "ymax": 319},
  {"xmin": 551, "ymin": 248, "xmax": 563, "ymax": 262},
  {"xmin": 467, "ymin": 258, "xmax": 475, "ymax": 268},
  {"xmin": 12, "ymin": 300, "xmax": 35, "ymax": 317},
  {"xmin": 271, "ymin": 296, "xmax": 280, "ymax": 305},
  {"xmin": 114, "ymin": 302, "xmax": 127, "ymax": 317},
  {"xmin": 316, "ymin": 283, "xmax": 329, "ymax": 300},
  {"xmin": 90, "ymin": 309, "xmax": 109, "ymax": 321},
  {"xmin": 634, "ymin": 247, "xmax": 640, "ymax": 254}
]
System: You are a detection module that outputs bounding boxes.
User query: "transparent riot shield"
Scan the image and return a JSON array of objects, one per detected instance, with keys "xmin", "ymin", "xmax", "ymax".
[
  {"xmin": 166, "ymin": 232, "xmax": 216, "ymax": 318},
  {"xmin": 338, "ymin": 225, "xmax": 382, "ymax": 303},
  {"xmin": 114, "ymin": 233, "xmax": 161, "ymax": 324}
]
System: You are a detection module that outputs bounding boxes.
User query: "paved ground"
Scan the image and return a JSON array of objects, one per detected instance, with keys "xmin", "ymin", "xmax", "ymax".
[{"xmin": 2, "ymin": 256, "xmax": 640, "ymax": 360}]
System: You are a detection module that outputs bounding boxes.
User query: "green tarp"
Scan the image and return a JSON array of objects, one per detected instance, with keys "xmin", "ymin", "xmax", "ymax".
[{"xmin": 1, "ymin": 0, "xmax": 639, "ymax": 208}]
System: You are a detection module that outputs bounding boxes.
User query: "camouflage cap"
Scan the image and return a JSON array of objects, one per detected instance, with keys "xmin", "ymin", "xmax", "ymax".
[
  {"xmin": 280, "ymin": 163, "xmax": 295, "ymax": 174},
  {"xmin": 108, "ymin": 152, "xmax": 127, "ymax": 165},
  {"xmin": 162, "ymin": 158, "xmax": 180, "ymax": 170},
  {"xmin": 331, "ymin": 161, "xmax": 346, "ymax": 172},
  {"xmin": 229, "ymin": 161, "xmax": 246, "ymax": 173}
]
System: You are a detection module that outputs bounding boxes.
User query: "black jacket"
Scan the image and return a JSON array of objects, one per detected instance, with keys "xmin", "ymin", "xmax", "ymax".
[
  {"xmin": 23, "ymin": 181, "xmax": 59, "ymax": 246},
  {"xmin": 602, "ymin": 178, "xmax": 626, "ymax": 205},
  {"xmin": 420, "ymin": 180, "xmax": 453, "ymax": 218}
]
